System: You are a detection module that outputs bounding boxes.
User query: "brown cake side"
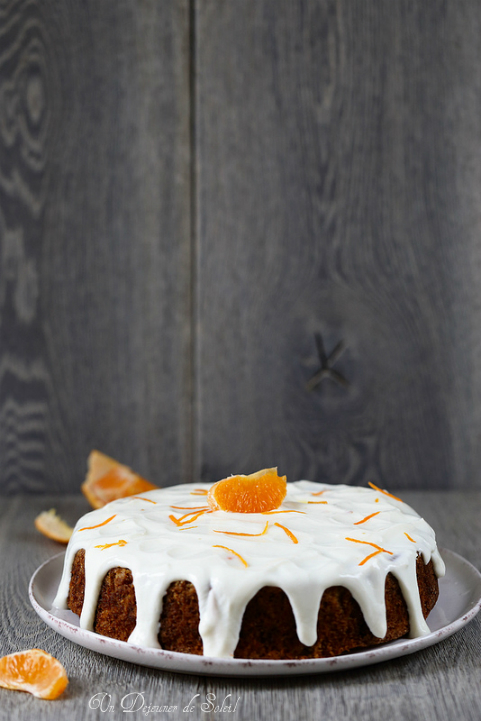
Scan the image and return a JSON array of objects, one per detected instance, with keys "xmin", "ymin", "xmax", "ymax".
[{"xmin": 67, "ymin": 549, "xmax": 439, "ymax": 659}]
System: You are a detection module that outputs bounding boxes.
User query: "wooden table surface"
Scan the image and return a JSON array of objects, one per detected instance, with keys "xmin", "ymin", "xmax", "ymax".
[{"xmin": 0, "ymin": 491, "xmax": 480, "ymax": 721}]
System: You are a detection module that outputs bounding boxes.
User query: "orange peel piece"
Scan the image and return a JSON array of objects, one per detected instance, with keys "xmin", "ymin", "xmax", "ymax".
[
  {"xmin": 345, "ymin": 537, "xmax": 393, "ymax": 555},
  {"xmin": 34, "ymin": 509, "xmax": 73, "ymax": 545},
  {"xmin": 214, "ymin": 520, "xmax": 269, "ymax": 537},
  {"xmin": 212, "ymin": 545, "xmax": 249, "ymax": 567},
  {"xmin": 0, "ymin": 649, "xmax": 68, "ymax": 700},
  {"xmin": 94, "ymin": 540, "xmax": 127, "ymax": 550},
  {"xmin": 78, "ymin": 514, "xmax": 116, "ymax": 532},
  {"xmin": 354, "ymin": 511, "xmax": 380, "ymax": 525},
  {"xmin": 359, "ymin": 550, "xmax": 382, "ymax": 566},
  {"xmin": 207, "ymin": 468, "xmax": 287, "ymax": 514},
  {"xmin": 368, "ymin": 482, "xmax": 403, "ymax": 503},
  {"xmin": 274, "ymin": 522, "xmax": 298, "ymax": 544},
  {"xmin": 81, "ymin": 450, "xmax": 158, "ymax": 509}
]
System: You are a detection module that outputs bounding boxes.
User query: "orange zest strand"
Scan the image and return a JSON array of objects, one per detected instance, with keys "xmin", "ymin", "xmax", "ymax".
[
  {"xmin": 345, "ymin": 537, "xmax": 393, "ymax": 554},
  {"xmin": 354, "ymin": 511, "xmax": 381, "ymax": 525},
  {"xmin": 179, "ymin": 526, "xmax": 198, "ymax": 530},
  {"xmin": 177, "ymin": 509, "xmax": 206, "ymax": 522},
  {"xmin": 274, "ymin": 523, "xmax": 298, "ymax": 544},
  {"xmin": 190, "ymin": 489, "xmax": 208, "ymax": 495},
  {"xmin": 95, "ymin": 540, "xmax": 127, "ymax": 550},
  {"xmin": 212, "ymin": 545, "xmax": 248, "ymax": 567},
  {"xmin": 214, "ymin": 521, "xmax": 269, "ymax": 538},
  {"xmin": 178, "ymin": 509, "xmax": 209, "ymax": 523},
  {"xmin": 170, "ymin": 505, "xmax": 209, "ymax": 510},
  {"xmin": 404, "ymin": 532, "xmax": 416, "ymax": 543},
  {"xmin": 261, "ymin": 510, "xmax": 306, "ymax": 515},
  {"xmin": 359, "ymin": 550, "xmax": 382, "ymax": 566},
  {"xmin": 311, "ymin": 490, "xmax": 325, "ymax": 496},
  {"xmin": 169, "ymin": 509, "xmax": 209, "ymax": 527},
  {"xmin": 130, "ymin": 497, "xmax": 157, "ymax": 504},
  {"xmin": 79, "ymin": 514, "xmax": 116, "ymax": 531},
  {"xmin": 308, "ymin": 501, "xmax": 328, "ymax": 504},
  {"xmin": 368, "ymin": 482, "xmax": 403, "ymax": 503}
]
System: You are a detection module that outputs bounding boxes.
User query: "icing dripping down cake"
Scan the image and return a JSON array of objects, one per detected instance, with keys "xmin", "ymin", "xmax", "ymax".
[{"xmin": 52, "ymin": 479, "xmax": 445, "ymax": 659}]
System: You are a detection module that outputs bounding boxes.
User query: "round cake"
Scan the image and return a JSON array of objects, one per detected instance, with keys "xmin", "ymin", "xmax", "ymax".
[{"xmin": 53, "ymin": 480, "xmax": 445, "ymax": 659}]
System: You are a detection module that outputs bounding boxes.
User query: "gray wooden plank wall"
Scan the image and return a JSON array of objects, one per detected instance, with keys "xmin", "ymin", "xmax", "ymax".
[
  {"xmin": 195, "ymin": 0, "xmax": 481, "ymax": 490},
  {"xmin": 0, "ymin": 0, "xmax": 191, "ymax": 492},
  {"xmin": 1, "ymin": 0, "xmax": 481, "ymax": 493}
]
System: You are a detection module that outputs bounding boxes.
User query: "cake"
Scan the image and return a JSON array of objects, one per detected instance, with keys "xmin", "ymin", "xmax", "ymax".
[{"xmin": 52, "ymin": 478, "xmax": 445, "ymax": 659}]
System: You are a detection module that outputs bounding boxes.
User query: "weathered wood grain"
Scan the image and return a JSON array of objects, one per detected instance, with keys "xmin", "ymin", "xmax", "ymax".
[
  {"xmin": 0, "ymin": 492, "xmax": 479, "ymax": 721},
  {"xmin": 195, "ymin": 0, "xmax": 481, "ymax": 488},
  {"xmin": 2, "ymin": 0, "xmax": 481, "ymax": 493},
  {"xmin": 0, "ymin": 0, "xmax": 191, "ymax": 492}
]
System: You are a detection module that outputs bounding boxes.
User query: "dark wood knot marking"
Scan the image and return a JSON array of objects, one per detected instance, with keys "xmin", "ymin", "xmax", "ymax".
[{"xmin": 306, "ymin": 332, "xmax": 349, "ymax": 391}]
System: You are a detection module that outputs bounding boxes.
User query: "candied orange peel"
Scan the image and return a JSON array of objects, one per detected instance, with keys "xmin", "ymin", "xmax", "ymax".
[
  {"xmin": 0, "ymin": 649, "xmax": 68, "ymax": 700},
  {"xmin": 81, "ymin": 450, "xmax": 158, "ymax": 509},
  {"xmin": 207, "ymin": 468, "xmax": 287, "ymax": 514}
]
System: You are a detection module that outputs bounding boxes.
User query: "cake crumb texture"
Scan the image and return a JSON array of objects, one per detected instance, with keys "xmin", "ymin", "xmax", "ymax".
[{"xmin": 67, "ymin": 549, "xmax": 438, "ymax": 659}]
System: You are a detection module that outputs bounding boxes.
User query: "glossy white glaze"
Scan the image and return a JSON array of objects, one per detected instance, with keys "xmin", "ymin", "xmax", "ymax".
[{"xmin": 53, "ymin": 482, "xmax": 445, "ymax": 658}]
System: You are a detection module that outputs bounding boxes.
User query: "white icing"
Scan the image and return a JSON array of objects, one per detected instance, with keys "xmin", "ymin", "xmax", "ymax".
[{"xmin": 52, "ymin": 482, "xmax": 445, "ymax": 657}]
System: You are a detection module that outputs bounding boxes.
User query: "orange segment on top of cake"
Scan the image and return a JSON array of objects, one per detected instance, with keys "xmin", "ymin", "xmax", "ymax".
[
  {"xmin": 207, "ymin": 468, "xmax": 287, "ymax": 513},
  {"xmin": 81, "ymin": 450, "xmax": 158, "ymax": 509}
]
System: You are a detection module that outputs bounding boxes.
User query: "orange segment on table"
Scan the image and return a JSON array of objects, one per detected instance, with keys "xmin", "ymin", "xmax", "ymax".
[
  {"xmin": 81, "ymin": 450, "xmax": 158, "ymax": 508},
  {"xmin": 34, "ymin": 509, "xmax": 73, "ymax": 544},
  {"xmin": 0, "ymin": 649, "xmax": 68, "ymax": 700}
]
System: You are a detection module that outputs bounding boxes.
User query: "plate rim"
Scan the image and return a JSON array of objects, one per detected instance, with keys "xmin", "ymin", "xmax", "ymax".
[{"xmin": 28, "ymin": 547, "xmax": 481, "ymax": 677}]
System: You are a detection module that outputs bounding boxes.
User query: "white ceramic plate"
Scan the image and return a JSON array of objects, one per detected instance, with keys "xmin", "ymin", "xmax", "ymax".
[{"xmin": 29, "ymin": 548, "xmax": 481, "ymax": 677}]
